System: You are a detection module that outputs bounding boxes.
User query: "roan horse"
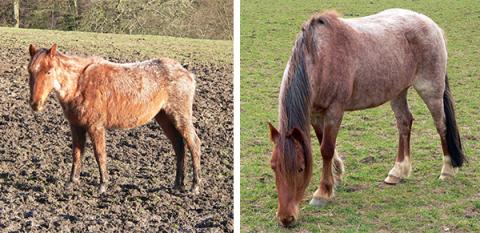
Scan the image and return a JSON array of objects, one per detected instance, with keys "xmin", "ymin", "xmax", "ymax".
[
  {"xmin": 27, "ymin": 44, "xmax": 202, "ymax": 194},
  {"xmin": 268, "ymin": 9, "xmax": 465, "ymax": 226}
]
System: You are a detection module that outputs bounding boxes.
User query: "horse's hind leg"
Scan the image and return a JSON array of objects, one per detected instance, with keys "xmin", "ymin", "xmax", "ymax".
[
  {"xmin": 415, "ymin": 88, "xmax": 454, "ymax": 178},
  {"xmin": 66, "ymin": 124, "xmax": 86, "ymax": 189},
  {"xmin": 155, "ymin": 111, "xmax": 186, "ymax": 190},
  {"xmin": 384, "ymin": 90, "xmax": 413, "ymax": 184},
  {"xmin": 166, "ymin": 105, "xmax": 202, "ymax": 194},
  {"xmin": 414, "ymin": 74, "xmax": 464, "ymax": 179},
  {"xmin": 176, "ymin": 115, "xmax": 202, "ymax": 194}
]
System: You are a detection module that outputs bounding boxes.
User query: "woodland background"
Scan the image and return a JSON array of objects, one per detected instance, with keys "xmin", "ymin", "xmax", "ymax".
[{"xmin": 0, "ymin": 0, "xmax": 232, "ymax": 40}]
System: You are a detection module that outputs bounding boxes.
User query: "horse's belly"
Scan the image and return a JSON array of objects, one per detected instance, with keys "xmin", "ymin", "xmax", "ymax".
[
  {"xmin": 106, "ymin": 95, "xmax": 167, "ymax": 129},
  {"xmin": 344, "ymin": 49, "xmax": 416, "ymax": 111},
  {"xmin": 344, "ymin": 94, "xmax": 393, "ymax": 111},
  {"xmin": 345, "ymin": 75, "xmax": 413, "ymax": 111},
  {"xmin": 106, "ymin": 105, "xmax": 162, "ymax": 129}
]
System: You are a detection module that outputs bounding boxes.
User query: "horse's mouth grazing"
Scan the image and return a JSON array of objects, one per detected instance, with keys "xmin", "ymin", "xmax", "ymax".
[
  {"xmin": 277, "ymin": 211, "xmax": 298, "ymax": 227},
  {"xmin": 279, "ymin": 216, "xmax": 297, "ymax": 227}
]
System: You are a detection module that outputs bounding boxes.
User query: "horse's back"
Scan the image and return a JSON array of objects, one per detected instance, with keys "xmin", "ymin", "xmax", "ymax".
[
  {"xmin": 83, "ymin": 58, "xmax": 195, "ymax": 96},
  {"xmin": 346, "ymin": 9, "xmax": 438, "ymax": 31},
  {"xmin": 331, "ymin": 9, "xmax": 446, "ymax": 110},
  {"xmin": 353, "ymin": 9, "xmax": 448, "ymax": 96}
]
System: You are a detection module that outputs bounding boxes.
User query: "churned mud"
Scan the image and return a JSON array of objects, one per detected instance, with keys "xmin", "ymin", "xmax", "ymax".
[{"xmin": 0, "ymin": 46, "xmax": 233, "ymax": 232}]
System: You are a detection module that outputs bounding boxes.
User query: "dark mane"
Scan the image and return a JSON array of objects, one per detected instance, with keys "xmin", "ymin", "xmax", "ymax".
[
  {"xmin": 282, "ymin": 34, "xmax": 311, "ymax": 133},
  {"xmin": 278, "ymin": 31, "xmax": 312, "ymax": 176}
]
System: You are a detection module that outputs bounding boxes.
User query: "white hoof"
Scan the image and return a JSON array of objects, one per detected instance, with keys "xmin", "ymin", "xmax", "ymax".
[
  {"xmin": 385, "ymin": 157, "xmax": 411, "ymax": 184},
  {"xmin": 440, "ymin": 156, "xmax": 458, "ymax": 180},
  {"xmin": 309, "ymin": 198, "xmax": 329, "ymax": 207},
  {"xmin": 384, "ymin": 175, "xmax": 402, "ymax": 185}
]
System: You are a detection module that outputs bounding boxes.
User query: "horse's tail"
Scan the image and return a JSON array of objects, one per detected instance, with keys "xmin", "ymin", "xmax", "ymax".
[{"xmin": 443, "ymin": 73, "xmax": 465, "ymax": 167}]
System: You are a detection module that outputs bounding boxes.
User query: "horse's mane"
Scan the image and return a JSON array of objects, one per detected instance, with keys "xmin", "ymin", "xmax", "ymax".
[
  {"xmin": 280, "ymin": 34, "xmax": 310, "ymax": 134},
  {"xmin": 57, "ymin": 51, "xmax": 104, "ymax": 64},
  {"xmin": 277, "ymin": 10, "xmax": 348, "ymax": 178},
  {"xmin": 278, "ymin": 31, "xmax": 312, "ymax": 178}
]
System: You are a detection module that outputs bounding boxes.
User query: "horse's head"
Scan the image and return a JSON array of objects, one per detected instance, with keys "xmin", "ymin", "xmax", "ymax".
[
  {"xmin": 27, "ymin": 44, "xmax": 59, "ymax": 112},
  {"xmin": 268, "ymin": 123, "xmax": 312, "ymax": 227}
]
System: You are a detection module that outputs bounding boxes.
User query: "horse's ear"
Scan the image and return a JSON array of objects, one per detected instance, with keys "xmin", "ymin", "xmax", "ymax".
[
  {"xmin": 48, "ymin": 43, "xmax": 57, "ymax": 57},
  {"xmin": 288, "ymin": 128, "xmax": 305, "ymax": 144},
  {"xmin": 29, "ymin": 44, "xmax": 37, "ymax": 57},
  {"xmin": 268, "ymin": 122, "xmax": 279, "ymax": 143}
]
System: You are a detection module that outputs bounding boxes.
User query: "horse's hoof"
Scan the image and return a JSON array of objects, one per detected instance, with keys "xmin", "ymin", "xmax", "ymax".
[
  {"xmin": 384, "ymin": 175, "xmax": 402, "ymax": 185},
  {"xmin": 439, "ymin": 172, "xmax": 455, "ymax": 180},
  {"xmin": 99, "ymin": 184, "xmax": 107, "ymax": 194},
  {"xmin": 65, "ymin": 182, "xmax": 74, "ymax": 190},
  {"xmin": 309, "ymin": 197, "xmax": 329, "ymax": 207},
  {"xmin": 334, "ymin": 176, "xmax": 343, "ymax": 186},
  {"xmin": 172, "ymin": 183, "xmax": 185, "ymax": 191},
  {"xmin": 190, "ymin": 178, "xmax": 202, "ymax": 195},
  {"xmin": 191, "ymin": 185, "xmax": 200, "ymax": 195}
]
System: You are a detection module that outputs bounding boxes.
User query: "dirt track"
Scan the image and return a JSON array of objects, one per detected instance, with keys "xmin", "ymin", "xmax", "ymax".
[{"xmin": 0, "ymin": 45, "xmax": 233, "ymax": 232}]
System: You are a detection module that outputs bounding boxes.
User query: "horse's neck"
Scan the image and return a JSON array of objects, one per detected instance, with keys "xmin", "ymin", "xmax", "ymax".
[
  {"xmin": 54, "ymin": 54, "xmax": 98, "ymax": 102},
  {"xmin": 58, "ymin": 54, "xmax": 98, "ymax": 75}
]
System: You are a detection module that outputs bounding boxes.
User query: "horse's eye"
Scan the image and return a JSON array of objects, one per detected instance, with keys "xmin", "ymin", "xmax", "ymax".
[{"xmin": 47, "ymin": 71, "xmax": 51, "ymax": 75}]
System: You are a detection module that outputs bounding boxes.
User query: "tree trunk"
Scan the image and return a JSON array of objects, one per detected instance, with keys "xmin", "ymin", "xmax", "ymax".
[
  {"xmin": 71, "ymin": 0, "xmax": 78, "ymax": 16},
  {"xmin": 13, "ymin": 0, "xmax": 19, "ymax": 28},
  {"xmin": 71, "ymin": 0, "xmax": 78, "ymax": 29}
]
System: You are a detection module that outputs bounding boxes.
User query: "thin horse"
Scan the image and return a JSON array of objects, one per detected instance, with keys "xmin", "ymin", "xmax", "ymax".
[
  {"xmin": 268, "ymin": 9, "xmax": 465, "ymax": 226},
  {"xmin": 27, "ymin": 44, "xmax": 202, "ymax": 194}
]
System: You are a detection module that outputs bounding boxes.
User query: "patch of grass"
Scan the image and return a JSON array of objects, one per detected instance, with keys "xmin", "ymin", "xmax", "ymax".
[
  {"xmin": 241, "ymin": 0, "xmax": 480, "ymax": 232},
  {"xmin": 0, "ymin": 27, "xmax": 232, "ymax": 67}
]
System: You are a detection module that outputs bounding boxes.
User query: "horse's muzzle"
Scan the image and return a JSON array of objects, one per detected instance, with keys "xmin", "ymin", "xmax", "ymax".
[{"xmin": 279, "ymin": 215, "xmax": 296, "ymax": 227}]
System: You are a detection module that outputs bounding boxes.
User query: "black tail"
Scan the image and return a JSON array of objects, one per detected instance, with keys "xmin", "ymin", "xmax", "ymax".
[{"xmin": 443, "ymin": 74, "xmax": 465, "ymax": 167}]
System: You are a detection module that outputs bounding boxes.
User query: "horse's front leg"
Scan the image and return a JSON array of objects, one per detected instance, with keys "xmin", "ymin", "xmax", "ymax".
[
  {"xmin": 66, "ymin": 124, "xmax": 86, "ymax": 189},
  {"xmin": 311, "ymin": 113, "xmax": 344, "ymax": 185},
  {"xmin": 88, "ymin": 126, "xmax": 108, "ymax": 194},
  {"xmin": 310, "ymin": 109, "xmax": 343, "ymax": 207}
]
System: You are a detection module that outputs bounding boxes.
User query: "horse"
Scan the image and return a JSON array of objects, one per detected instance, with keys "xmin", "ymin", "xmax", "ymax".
[
  {"xmin": 27, "ymin": 44, "xmax": 202, "ymax": 194},
  {"xmin": 267, "ymin": 9, "xmax": 465, "ymax": 227}
]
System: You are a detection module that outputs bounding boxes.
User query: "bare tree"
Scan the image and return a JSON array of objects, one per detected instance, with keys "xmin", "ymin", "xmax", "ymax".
[
  {"xmin": 3, "ymin": 0, "xmax": 232, "ymax": 39},
  {"xmin": 72, "ymin": 0, "xmax": 78, "ymax": 15},
  {"xmin": 13, "ymin": 0, "xmax": 19, "ymax": 27}
]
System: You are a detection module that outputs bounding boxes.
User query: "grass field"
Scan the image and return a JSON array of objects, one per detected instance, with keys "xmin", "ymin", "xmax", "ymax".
[
  {"xmin": 240, "ymin": 0, "xmax": 480, "ymax": 232},
  {"xmin": 0, "ymin": 27, "xmax": 232, "ymax": 67}
]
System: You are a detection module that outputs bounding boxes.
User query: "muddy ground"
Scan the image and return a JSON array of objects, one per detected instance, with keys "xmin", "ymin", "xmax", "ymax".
[{"xmin": 0, "ymin": 45, "xmax": 233, "ymax": 232}]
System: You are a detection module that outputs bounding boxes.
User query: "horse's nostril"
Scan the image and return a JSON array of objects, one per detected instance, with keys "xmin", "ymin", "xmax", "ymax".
[{"xmin": 280, "ymin": 216, "xmax": 295, "ymax": 226}]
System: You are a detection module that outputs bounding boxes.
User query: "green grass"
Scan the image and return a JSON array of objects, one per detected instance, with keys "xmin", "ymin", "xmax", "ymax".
[
  {"xmin": 241, "ymin": 0, "xmax": 480, "ymax": 232},
  {"xmin": 0, "ymin": 27, "xmax": 232, "ymax": 67}
]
